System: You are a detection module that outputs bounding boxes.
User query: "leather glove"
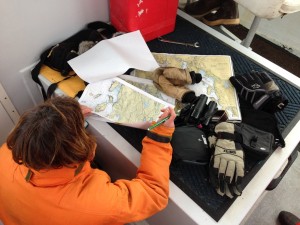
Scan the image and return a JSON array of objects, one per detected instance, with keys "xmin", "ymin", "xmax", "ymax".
[
  {"xmin": 208, "ymin": 122, "xmax": 244, "ymax": 198},
  {"xmin": 153, "ymin": 67, "xmax": 202, "ymax": 102},
  {"xmin": 229, "ymin": 71, "xmax": 288, "ymax": 113}
]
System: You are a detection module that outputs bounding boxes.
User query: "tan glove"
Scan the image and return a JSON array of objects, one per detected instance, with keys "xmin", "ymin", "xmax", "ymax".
[
  {"xmin": 208, "ymin": 122, "xmax": 244, "ymax": 198},
  {"xmin": 153, "ymin": 75, "xmax": 194, "ymax": 102},
  {"xmin": 160, "ymin": 67, "xmax": 192, "ymax": 85},
  {"xmin": 153, "ymin": 67, "xmax": 201, "ymax": 102}
]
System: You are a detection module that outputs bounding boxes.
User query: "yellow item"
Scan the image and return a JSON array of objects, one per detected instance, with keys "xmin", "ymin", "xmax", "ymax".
[{"xmin": 40, "ymin": 65, "xmax": 86, "ymax": 98}]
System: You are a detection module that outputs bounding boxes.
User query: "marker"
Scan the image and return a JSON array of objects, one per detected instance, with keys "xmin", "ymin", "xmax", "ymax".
[{"xmin": 147, "ymin": 115, "xmax": 171, "ymax": 131}]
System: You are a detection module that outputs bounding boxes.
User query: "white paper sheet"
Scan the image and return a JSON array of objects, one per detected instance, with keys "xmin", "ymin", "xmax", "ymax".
[
  {"xmin": 119, "ymin": 74, "xmax": 176, "ymax": 105},
  {"xmin": 68, "ymin": 30, "xmax": 159, "ymax": 83}
]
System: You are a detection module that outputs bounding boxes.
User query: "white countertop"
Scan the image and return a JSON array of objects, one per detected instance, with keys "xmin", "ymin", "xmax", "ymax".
[{"xmin": 38, "ymin": 10, "xmax": 300, "ymax": 224}]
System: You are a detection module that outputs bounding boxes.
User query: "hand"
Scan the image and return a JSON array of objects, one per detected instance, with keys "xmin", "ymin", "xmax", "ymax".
[
  {"xmin": 80, "ymin": 105, "xmax": 92, "ymax": 117},
  {"xmin": 158, "ymin": 107, "xmax": 176, "ymax": 128}
]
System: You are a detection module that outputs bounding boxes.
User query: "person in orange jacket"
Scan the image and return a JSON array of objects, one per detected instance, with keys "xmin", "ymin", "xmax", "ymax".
[{"xmin": 0, "ymin": 96, "xmax": 176, "ymax": 225}]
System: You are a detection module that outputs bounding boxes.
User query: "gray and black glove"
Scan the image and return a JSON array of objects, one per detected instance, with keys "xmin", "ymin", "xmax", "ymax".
[
  {"xmin": 229, "ymin": 71, "xmax": 288, "ymax": 113},
  {"xmin": 208, "ymin": 122, "xmax": 244, "ymax": 198}
]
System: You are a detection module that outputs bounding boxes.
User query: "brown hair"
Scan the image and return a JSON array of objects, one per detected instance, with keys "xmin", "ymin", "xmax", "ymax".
[{"xmin": 7, "ymin": 96, "xmax": 96, "ymax": 170}]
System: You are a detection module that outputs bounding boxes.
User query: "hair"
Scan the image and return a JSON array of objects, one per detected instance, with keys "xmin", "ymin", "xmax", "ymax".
[{"xmin": 6, "ymin": 96, "xmax": 96, "ymax": 170}]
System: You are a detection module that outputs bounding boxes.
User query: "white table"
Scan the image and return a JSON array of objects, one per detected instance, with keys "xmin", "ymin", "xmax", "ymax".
[{"xmin": 38, "ymin": 10, "xmax": 300, "ymax": 225}]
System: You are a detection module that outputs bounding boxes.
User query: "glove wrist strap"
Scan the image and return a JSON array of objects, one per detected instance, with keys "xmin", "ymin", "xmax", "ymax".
[
  {"xmin": 253, "ymin": 94, "xmax": 270, "ymax": 109},
  {"xmin": 253, "ymin": 90, "xmax": 285, "ymax": 111},
  {"xmin": 217, "ymin": 132, "xmax": 243, "ymax": 144}
]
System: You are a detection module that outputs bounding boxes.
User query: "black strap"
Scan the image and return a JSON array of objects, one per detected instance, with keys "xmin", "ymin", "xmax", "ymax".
[
  {"xmin": 146, "ymin": 131, "xmax": 171, "ymax": 143},
  {"xmin": 31, "ymin": 49, "xmax": 51, "ymax": 100},
  {"xmin": 75, "ymin": 81, "xmax": 89, "ymax": 98},
  {"xmin": 75, "ymin": 90, "xmax": 84, "ymax": 98},
  {"xmin": 217, "ymin": 131, "xmax": 243, "ymax": 143},
  {"xmin": 87, "ymin": 21, "xmax": 117, "ymax": 37},
  {"xmin": 46, "ymin": 74, "xmax": 76, "ymax": 98}
]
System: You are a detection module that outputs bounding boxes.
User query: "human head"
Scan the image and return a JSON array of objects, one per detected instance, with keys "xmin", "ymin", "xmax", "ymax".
[{"xmin": 7, "ymin": 96, "xmax": 96, "ymax": 170}]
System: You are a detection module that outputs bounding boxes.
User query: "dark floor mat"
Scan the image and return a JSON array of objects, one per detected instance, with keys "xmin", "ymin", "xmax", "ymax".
[{"xmin": 146, "ymin": 16, "xmax": 300, "ymax": 134}]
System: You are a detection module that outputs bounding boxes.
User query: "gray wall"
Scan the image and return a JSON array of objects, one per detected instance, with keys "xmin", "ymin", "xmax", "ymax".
[
  {"xmin": 239, "ymin": 6, "xmax": 300, "ymax": 58},
  {"xmin": 0, "ymin": 0, "xmax": 109, "ymax": 115}
]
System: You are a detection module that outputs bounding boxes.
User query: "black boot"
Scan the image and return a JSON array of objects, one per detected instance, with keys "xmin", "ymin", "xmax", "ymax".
[
  {"xmin": 201, "ymin": 0, "xmax": 239, "ymax": 26},
  {"xmin": 278, "ymin": 211, "xmax": 300, "ymax": 225},
  {"xmin": 184, "ymin": 0, "xmax": 221, "ymax": 19}
]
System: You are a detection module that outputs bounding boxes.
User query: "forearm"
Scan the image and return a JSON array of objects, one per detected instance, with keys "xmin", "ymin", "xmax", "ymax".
[
  {"xmin": 112, "ymin": 111, "xmax": 175, "ymax": 223},
  {"xmin": 137, "ymin": 132, "xmax": 173, "ymax": 196},
  {"xmin": 116, "ymin": 125, "xmax": 174, "ymax": 221}
]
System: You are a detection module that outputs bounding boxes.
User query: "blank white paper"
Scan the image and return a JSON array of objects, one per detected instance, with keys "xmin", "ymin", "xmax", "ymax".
[{"xmin": 68, "ymin": 30, "xmax": 159, "ymax": 83}]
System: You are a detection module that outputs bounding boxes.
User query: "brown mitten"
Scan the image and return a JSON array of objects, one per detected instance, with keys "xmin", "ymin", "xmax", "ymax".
[
  {"xmin": 154, "ymin": 67, "xmax": 201, "ymax": 85},
  {"xmin": 162, "ymin": 67, "xmax": 192, "ymax": 85},
  {"xmin": 153, "ymin": 67, "xmax": 201, "ymax": 102},
  {"xmin": 154, "ymin": 75, "xmax": 194, "ymax": 102}
]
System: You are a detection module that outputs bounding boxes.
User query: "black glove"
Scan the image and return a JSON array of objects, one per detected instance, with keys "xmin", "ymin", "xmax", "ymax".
[
  {"xmin": 208, "ymin": 122, "xmax": 244, "ymax": 198},
  {"xmin": 229, "ymin": 71, "xmax": 288, "ymax": 113}
]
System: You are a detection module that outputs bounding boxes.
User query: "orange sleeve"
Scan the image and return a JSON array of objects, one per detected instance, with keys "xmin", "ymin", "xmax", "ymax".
[
  {"xmin": 112, "ymin": 125, "xmax": 174, "ymax": 223},
  {"xmin": 0, "ymin": 124, "xmax": 175, "ymax": 225}
]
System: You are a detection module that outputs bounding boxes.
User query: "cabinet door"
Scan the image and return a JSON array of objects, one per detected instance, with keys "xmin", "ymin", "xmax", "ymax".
[
  {"xmin": 0, "ymin": 83, "xmax": 19, "ymax": 145},
  {"xmin": 0, "ymin": 102, "xmax": 15, "ymax": 145}
]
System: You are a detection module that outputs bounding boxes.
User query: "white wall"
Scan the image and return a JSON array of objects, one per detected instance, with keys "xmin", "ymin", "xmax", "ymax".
[
  {"xmin": 0, "ymin": 0, "xmax": 109, "ymax": 115},
  {"xmin": 239, "ymin": 6, "xmax": 300, "ymax": 58}
]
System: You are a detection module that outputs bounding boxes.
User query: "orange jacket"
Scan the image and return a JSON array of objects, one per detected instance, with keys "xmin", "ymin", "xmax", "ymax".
[{"xmin": 0, "ymin": 125, "xmax": 174, "ymax": 225}]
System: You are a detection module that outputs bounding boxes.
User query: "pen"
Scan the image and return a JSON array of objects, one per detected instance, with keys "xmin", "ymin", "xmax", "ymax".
[{"xmin": 147, "ymin": 115, "xmax": 171, "ymax": 131}]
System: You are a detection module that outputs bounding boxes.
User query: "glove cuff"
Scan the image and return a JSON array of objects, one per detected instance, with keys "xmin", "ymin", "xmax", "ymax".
[
  {"xmin": 181, "ymin": 91, "xmax": 197, "ymax": 103},
  {"xmin": 190, "ymin": 71, "xmax": 202, "ymax": 84},
  {"xmin": 253, "ymin": 94, "xmax": 270, "ymax": 110},
  {"xmin": 146, "ymin": 131, "xmax": 171, "ymax": 143},
  {"xmin": 253, "ymin": 91, "xmax": 288, "ymax": 113}
]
